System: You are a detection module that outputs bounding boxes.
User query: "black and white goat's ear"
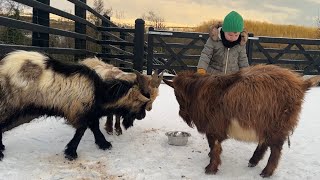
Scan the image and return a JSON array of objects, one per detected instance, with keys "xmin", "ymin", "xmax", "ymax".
[
  {"xmin": 152, "ymin": 69, "xmax": 158, "ymax": 77},
  {"xmin": 158, "ymin": 71, "xmax": 164, "ymax": 81},
  {"xmin": 150, "ymin": 69, "xmax": 163, "ymax": 88},
  {"xmin": 132, "ymin": 69, "xmax": 149, "ymax": 95},
  {"xmin": 163, "ymin": 79, "xmax": 174, "ymax": 88}
]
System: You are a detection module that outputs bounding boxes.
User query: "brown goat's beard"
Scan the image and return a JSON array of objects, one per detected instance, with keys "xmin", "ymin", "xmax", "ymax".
[{"xmin": 179, "ymin": 110, "xmax": 193, "ymax": 127}]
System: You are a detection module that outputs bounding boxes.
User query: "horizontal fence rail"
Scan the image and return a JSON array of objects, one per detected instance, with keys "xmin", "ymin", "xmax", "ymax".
[
  {"xmin": 147, "ymin": 28, "xmax": 209, "ymax": 75},
  {"xmin": 0, "ymin": 0, "xmax": 145, "ymax": 71},
  {"xmin": 247, "ymin": 36, "xmax": 320, "ymax": 75}
]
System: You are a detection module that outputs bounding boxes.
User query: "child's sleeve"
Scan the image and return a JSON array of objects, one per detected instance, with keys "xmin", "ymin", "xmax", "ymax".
[
  {"xmin": 197, "ymin": 38, "xmax": 215, "ymax": 71},
  {"xmin": 238, "ymin": 46, "xmax": 249, "ymax": 68}
]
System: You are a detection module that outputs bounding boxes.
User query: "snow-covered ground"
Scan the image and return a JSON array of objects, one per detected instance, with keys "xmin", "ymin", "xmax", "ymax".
[{"xmin": 0, "ymin": 84, "xmax": 320, "ymax": 180}]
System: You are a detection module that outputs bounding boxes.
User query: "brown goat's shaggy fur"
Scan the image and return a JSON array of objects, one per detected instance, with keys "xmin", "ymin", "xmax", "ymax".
[{"xmin": 164, "ymin": 64, "xmax": 320, "ymax": 177}]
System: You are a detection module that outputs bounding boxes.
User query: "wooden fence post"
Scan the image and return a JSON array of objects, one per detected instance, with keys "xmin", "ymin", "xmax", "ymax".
[
  {"xmin": 74, "ymin": 0, "xmax": 87, "ymax": 61},
  {"xmin": 147, "ymin": 27, "xmax": 154, "ymax": 75},
  {"xmin": 32, "ymin": 0, "xmax": 50, "ymax": 47},
  {"xmin": 247, "ymin": 33, "xmax": 254, "ymax": 65},
  {"xmin": 133, "ymin": 19, "xmax": 145, "ymax": 72}
]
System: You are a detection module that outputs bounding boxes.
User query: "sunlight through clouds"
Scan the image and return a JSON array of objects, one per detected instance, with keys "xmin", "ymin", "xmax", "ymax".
[{"xmin": 49, "ymin": 0, "xmax": 319, "ymax": 27}]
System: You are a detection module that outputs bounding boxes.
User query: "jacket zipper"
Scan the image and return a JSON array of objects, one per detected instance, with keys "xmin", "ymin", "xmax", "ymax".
[{"xmin": 224, "ymin": 48, "xmax": 230, "ymax": 74}]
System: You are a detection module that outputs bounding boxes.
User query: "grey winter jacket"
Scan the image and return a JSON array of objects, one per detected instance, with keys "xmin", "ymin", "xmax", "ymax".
[{"xmin": 197, "ymin": 27, "xmax": 249, "ymax": 74}]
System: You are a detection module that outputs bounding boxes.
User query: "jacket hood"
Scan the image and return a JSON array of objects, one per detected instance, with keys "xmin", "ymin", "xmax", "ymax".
[{"xmin": 209, "ymin": 23, "xmax": 248, "ymax": 46}]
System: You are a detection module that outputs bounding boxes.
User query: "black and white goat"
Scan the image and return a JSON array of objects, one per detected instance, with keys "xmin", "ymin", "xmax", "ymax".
[
  {"xmin": 80, "ymin": 57, "xmax": 162, "ymax": 135},
  {"xmin": 0, "ymin": 51, "xmax": 150, "ymax": 160}
]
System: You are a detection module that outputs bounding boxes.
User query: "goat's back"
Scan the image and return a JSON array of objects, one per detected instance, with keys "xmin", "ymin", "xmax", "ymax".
[
  {"xmin": 174, "ymin": 65, "xmax": 307, "ymax": 141},
  {"xmin": 224, "ymin": 65, "xmax": 305, "ymax": 134}
]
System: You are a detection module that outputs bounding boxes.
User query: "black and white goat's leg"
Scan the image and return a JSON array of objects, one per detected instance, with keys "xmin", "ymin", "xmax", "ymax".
[
  {"xmin": 0, "ymin": 129, "xmax": 4, "ymax": 160},
  {"xmin": 64, "ymin": 126, "xmax": 87, "ymax": 160},
  {"xmin": 249, "ymin": 142, "xmax": 268, "ymax": 167},
  {"xmin": 105, "ymin": 115, "xmax": 114, "ymax": 135},
  {"xmin": 114, "ymin": 115, "xmax": 122, "ymax": 136},
  {"xmin": 89, "ymin": 118, "xmax": 112, "ymax": 150},
  {"xmin": 205, "ymin": 133, "xmax": 223, "ymax": 175}
]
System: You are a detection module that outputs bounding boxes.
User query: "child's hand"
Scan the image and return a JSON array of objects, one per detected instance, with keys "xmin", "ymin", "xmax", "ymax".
[{"xmin": 197, "ymin": 68, "xmax": 206, "ymax": 75}]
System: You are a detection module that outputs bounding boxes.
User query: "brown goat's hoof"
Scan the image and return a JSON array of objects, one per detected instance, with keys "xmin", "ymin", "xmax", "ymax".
[
  {"xmin": 97, "ymin": 141, "xmax": 112, "ymax": 150},
  {"xmin": 105, "ymin": 126, "xmax": 113, "ymax": 135},
  {"xmin": 260, "ymin": 169, "xmax": 273, "ymax": 178},
  {"xmin": 248, "ymin": 162, "xmax": 257, "ymax": 167},
  {"xmin": 205, "ymin": 165, "xmax": 218, "ymax": 175},
  {"xmin": 115, "ymin": 129, "xmax": 122, "ymax": 136}
]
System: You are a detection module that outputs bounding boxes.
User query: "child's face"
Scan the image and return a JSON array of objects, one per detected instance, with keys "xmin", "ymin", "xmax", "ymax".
[{"xmin": 224, "ymin": 32, "xmax": 240, "ymax": 42}]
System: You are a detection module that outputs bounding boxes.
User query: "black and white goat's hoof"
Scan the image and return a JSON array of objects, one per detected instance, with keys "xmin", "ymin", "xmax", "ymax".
[
  {"xmin": 96, "ymin": 141, "xmax": 112, "ymax": 150},
  {"xmin": 64, "ymin": 149, "xmax": 78, "ymax": 161},
  {"xmin": 0, "ymin": 144, "xmax": 5, "ymax": 151}
]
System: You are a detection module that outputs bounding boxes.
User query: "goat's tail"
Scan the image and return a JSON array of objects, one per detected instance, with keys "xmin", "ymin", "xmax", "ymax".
[{"xmin": 303, "ymin": 75, "xmax": 320, "ymax": 90}]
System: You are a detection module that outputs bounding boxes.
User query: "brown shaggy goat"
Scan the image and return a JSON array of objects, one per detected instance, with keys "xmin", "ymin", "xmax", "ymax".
[
  {"xmin": 163, "ymin": 64, "xmax": 320, "ymax": 177},
  {"xmin": 80, "ymin": 57, "xmax": 162, "ymax": 135}
]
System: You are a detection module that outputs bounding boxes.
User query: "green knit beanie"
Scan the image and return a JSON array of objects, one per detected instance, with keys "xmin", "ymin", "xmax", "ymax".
[{"xmin": 222, "ymin": 11, "xmax": 244, "ymax": 32}]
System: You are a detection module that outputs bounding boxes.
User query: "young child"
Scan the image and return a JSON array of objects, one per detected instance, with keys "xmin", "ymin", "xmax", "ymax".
[{"xmin": 197, "ymin": 11, "xmax": 249, "ymax": 74}]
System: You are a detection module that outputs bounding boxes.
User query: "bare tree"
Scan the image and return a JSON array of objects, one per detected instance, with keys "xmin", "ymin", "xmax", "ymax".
[
  {"xmin": 114, "ymin": 10, "xmax": 125, "ymax": 20},
  {"xmin": 89, "ymin": 0, "xmax": 112, "ymax": 26},
  {"xmin": 317, "ymin": 16, "xmax": 320, "ymax": 38},
  {"xmin": 142, "ymin": 11, "xmax": 166, "ymax": 30},
  {"xmin": 0, "ymin": 0, "xmax": 26, "ymax": 16}
]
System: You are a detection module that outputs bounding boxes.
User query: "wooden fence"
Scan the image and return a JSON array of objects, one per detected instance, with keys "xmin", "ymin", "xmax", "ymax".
[
  {"xmin": 147, "ymin": 29, "xmax": 320, "ymax": 75},
  {"xmin": 1, "ymin": 0, "xmax": 320, "ymax": 75},
  {"xmin": 0, "ymin": 0, "xmax": 145, "ymax": 71}
]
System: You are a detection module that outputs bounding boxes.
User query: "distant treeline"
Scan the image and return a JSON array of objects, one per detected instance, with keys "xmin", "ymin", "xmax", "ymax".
[{"xmin": 194, "ymin": 19, "xmax": 319, "ymax": 39}]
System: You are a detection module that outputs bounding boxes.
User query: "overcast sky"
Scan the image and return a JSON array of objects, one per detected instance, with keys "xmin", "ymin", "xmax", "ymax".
[{"xmin": 49, "ymin": 0, "xmax": 320, "ymax": 27}]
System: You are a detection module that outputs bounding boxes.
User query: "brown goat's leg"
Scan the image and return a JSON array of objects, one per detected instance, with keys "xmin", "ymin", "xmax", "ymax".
[
  {"xmin": 206, "ymin": 134, "xmax": 214, "ymax": 157},
  {"xmin": 260, "ymin": 141, "xmax": 284, "ymax": 178},
  {"xmin": 248, "ymin": 142, "xmax": 268, "ymax": 167},
  {"xmin": 115, "ymin": 115, "xmax": 122, "ymax": 136},
  {"xmin": 89, "ymin": 119, "xmax": 112, "ymax": 150},
  {"xmin": 105, "ymin": 115, "xmax": 114, "ymax": 135},
  {"xmin": 205, "ymin": 134, "xmax": 222, "ymax": 174}
]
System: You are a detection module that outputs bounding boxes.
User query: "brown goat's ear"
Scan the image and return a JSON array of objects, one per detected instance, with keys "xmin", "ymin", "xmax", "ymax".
[{"xmin": 163, "ymin": 79, "xmax": 174, "ymax": 88}]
